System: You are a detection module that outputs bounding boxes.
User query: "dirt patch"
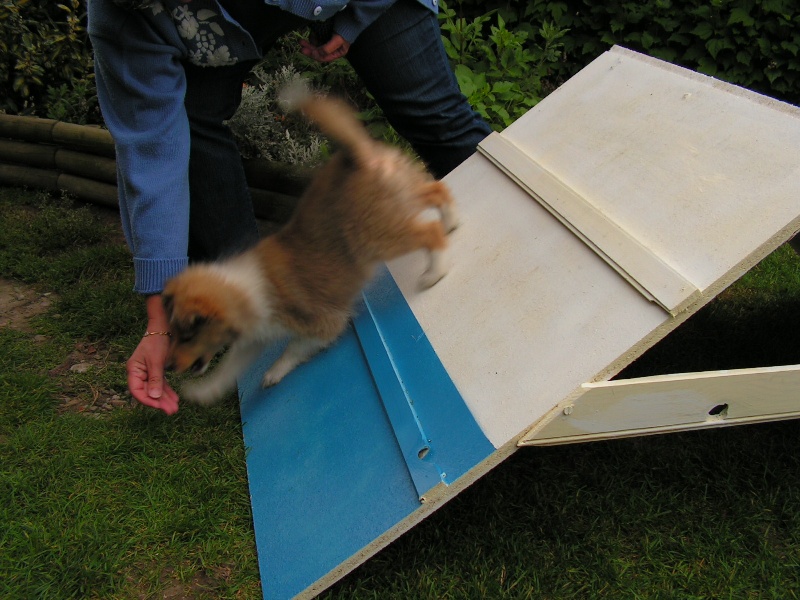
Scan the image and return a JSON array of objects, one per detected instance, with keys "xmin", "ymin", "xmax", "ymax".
[
  {"xmin": 1, "ymin": 276, "xmax": 133, "ymax": 415},
  {"xmin": 160, "ymin": 566, "xmax": 230, "ymax": 600},
  {"xmin": 49, "ymin": 340, "xmax": 133, "ymax": 416},
  {"xmin": 0, "ymin": 278, "xmax": 54, "ymax": 332}
]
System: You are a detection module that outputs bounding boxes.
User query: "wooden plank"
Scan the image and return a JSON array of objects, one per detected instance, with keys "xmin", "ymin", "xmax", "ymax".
[
  {"xmin": 499, "ymin": 46, "xmax": 800, "ymax": 294},
  {"xmin": 55, "ymin": 174, "xmax": 117, "ymax": 208},
  {"xmin": 0, "ymin": 114, "xmax": 58, "ymax": 145},
  {"xmin": 478, "ymin": 132, "xmax": 699, "ymax": 315},
  {"xmin": 388, "ymin": 152, "xmax": 669, "ymax": 449},
  {"xmin": 388, "ymin": 46, "xmax": 800, "ymax": 450},
  {"xmin": 521, "ymin": 365, "xmax": 800, "ymax": 446},
  {"xmin": 0, "ymin": 139, "xmax": 57, "ymax": 169}
]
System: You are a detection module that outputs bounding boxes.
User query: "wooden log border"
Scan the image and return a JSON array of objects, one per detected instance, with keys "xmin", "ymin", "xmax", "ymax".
[{"xmin": 0, "ymin": 114, "xmax": 311, "ymax": 223}]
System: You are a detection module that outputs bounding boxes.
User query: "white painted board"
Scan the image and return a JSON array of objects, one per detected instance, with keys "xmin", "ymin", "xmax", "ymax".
[
  {"xmin": 387, "ymin": 46, "xmax": 800, "ymax": 449},
  {"xmin": 524, "ymin": 365, "xmax": 800, "ymax": 445}
]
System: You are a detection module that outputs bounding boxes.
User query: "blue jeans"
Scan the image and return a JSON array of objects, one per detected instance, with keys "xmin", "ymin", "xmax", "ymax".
[
  {"xmin": 347, "ymin": 0, "xmax": 491, "ymax": 178},
  {"xmin": 184, "ymin": 0, "xmax": 490, "ymax": 261},
  {"xmin": 184, "ymin": 60, "xmax": 261, "ymax": 262},
  {"xmin": 183, "ymin": 4, "xmax": 302, "ymax": 262}
]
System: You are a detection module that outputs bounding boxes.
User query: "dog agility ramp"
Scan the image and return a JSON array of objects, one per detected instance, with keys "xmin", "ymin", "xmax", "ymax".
[{"xmin": 237, "ymin": 46, "xmax": 800, "ymax": 599}]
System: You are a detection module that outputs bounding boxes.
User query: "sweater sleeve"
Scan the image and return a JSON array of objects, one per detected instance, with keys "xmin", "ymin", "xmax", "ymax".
[{"xmin": 89, "ymin": 1, "xmax": 191, "ymax": 294}]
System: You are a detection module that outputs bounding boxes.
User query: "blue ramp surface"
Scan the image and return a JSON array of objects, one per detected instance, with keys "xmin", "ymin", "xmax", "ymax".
[{"xmin": 239, "ymin": 268, "xmax": 495, "ymax": 599}]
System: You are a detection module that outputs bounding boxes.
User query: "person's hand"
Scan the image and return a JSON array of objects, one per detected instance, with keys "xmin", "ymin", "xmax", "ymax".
[
  {"xmin": 127, "ymin": 295, "xmax": 180, "ymax": 415},
  {"xmin": 300, "ymin": 33, "xmax": 351, "ymax": 63}
]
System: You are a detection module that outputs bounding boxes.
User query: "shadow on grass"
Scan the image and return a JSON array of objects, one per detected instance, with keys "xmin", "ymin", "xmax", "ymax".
[{"xmin": 621, "ymin": 295, "xmax": 800, "ymax": 378}]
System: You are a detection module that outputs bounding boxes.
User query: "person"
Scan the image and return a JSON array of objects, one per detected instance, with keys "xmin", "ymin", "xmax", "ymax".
[{"xmin": 87, "ymin": 0, "xmax": 491, "ymax": 415}]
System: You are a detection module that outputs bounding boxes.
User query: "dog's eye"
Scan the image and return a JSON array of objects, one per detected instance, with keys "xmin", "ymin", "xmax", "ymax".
[{"xmin": 176, "ymin": 315, "xmax": 207, "ymax": 343}]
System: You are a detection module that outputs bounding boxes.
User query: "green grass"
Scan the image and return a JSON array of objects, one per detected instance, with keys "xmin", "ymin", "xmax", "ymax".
[
  {"xmin": 331, "ymin": 422, "xmax": 800, "ymax": 599},
  {"xmin": 1, "ymin": 186, "xmax": 800, "ymax": 599},
  {"xmin": 0, "ymin": 350, "xmax": 259, "ymax": 598},
  {"xmin": 621, "ymin": 246, "xmax": 800, "ymax": 378}
]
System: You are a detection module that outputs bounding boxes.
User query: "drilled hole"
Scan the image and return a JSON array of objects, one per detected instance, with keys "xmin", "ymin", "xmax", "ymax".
[
  {"xmin": 708, "ymin": 403, "xmax": 729, "ymax": 417},
  {"xmin": 418, "ymin": 446, "xmax": 430, "ymax": 460}
]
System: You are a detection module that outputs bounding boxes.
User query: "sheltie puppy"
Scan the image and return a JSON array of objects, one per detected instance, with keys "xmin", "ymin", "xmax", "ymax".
[{"xmin": 162, "ymin": 86, "xmax": 458, "ymax": 405}]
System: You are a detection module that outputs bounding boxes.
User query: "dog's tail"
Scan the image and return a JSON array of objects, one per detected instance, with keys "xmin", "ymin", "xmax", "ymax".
[{"xmin": 279, "ymin": 81, "xmax": 375, "ymax": 164}]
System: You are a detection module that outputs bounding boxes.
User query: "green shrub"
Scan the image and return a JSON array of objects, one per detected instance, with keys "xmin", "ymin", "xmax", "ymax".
[
  {"xmin": 44, "ymin": 76, "xmax": 100, "ymax": 125},
  {"xmin": 447, "ymin": 0, "xmax": 800, "ymax": 105},
  {"xmin": 439, "ymin": 1, "xmax": 569, "ymax": 129},
  {"xmin": 4, "ymin": 0, "xmax": 796, "ymax": 129},
  {"xmin": 561, "ymin": 0, "xmax": 798, "ymax": 104},
  {"xmin": 0, "ymin": 0, "xmax": 97, "ymax": 118}
]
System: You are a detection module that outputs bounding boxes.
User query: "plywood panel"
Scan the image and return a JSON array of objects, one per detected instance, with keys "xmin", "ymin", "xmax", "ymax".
[
  {"xmin": 388, "ymin": 47, "xmax": 800, "ymax": 449},
  {"xmin": 477, "ymin": 131, "xmax": 699, "ymax": 314},
  {"xmin": 522, "ymin": 365, "xmax": 800, "ymax": 445},
  {"xmin": 501, "ymin": 47, "xmax": 800, "ymax": 291},
  {"xmin": 387, "ymin": 153, "xmax": 668, "ymax": 448}
]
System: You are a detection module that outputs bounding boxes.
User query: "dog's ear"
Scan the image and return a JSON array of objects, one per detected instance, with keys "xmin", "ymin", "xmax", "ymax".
[{"xmin": 162, "ymin": 293, "xmax": 174, "ymax": 320}]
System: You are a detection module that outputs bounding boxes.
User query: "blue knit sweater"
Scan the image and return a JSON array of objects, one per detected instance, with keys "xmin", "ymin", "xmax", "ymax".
[{"xmin": 87, "ymin": 0, "xmax": 438, "ymax": 294}]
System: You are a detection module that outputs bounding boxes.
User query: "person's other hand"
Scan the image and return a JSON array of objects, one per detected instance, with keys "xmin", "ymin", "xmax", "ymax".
[{"xmin": 300, "ymin": 34, "xmax": 351, "ymax": 63}]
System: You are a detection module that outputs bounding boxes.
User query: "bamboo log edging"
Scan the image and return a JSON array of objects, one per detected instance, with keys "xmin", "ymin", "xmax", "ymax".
[
  {"xmin": 0, "ymin": 114, "xmax": 312, "ymax": 223},
  {"xmin": 0, "ymin": 163, "xmax": 119, "ymax": 208},
  {"xmin": 242, "ymin": 158, "xmax": 313, "ymax": 198},
  {"xmin": 0, "ymin": 114, "xmax": 116, "ymax": 157},
  {"xmin": 0, "ymin": 139, "xmax": 118, "ymax": 184}
]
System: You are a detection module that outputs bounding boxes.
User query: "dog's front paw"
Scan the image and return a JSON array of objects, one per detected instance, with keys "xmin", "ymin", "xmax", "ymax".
[
  {"xmin": 181, "ymin": 380, "xmax": 222, "ymax": 406},
  {"xmin": 261, "ymin": 357, "xmax": 300, "ymax": 388},
  {"xmin": 261, "ymin": 368, "xmax": 286, "ymax": 388}
]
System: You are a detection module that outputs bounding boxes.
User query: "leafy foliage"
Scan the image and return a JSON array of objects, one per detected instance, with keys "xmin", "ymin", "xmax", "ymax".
[
  {"xmin": 43, "ymin": 76, "xmax": 100, "ymax": 125},
  {"xmin": 4, "ymin": 0, "xmax": 796, "ymax": 131},
  {"xmin": 439, "ymin": 1, "xmax": 568, "ymax": 129},
  {"xmin": 562, "ymin": 0, "xmax": 798, "ymax": 104},
  {"xmin": 450, "ymin": 0, "xmax": 800, "ymax": 105},
  {"xmin": 0, "ymin": 0, "xmax": 97, "ymax": 118}
]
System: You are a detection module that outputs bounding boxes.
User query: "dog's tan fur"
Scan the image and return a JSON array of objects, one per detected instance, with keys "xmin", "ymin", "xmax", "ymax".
[{"xmin": 162, "ymin": 88, "xmax": 458, "ymax": 405}]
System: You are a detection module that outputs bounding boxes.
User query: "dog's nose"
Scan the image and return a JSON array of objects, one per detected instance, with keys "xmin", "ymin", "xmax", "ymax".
[
  {"xmin": 164, "ymin": 360, "xmax": 175, "ymax": 372},
  {"xmin": 190, "ymin": 358, "xmax": 205, "ymax": 374}
]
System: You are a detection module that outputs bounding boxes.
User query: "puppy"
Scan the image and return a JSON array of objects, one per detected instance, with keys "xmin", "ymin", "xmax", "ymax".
[{"xmin": 162, "ymin": 87, "xmax": 459, "ymax": 405}]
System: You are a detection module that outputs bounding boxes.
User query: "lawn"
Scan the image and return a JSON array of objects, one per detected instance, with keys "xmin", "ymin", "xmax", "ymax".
[{"xmin": 1, "ymin": 187, "xmax": 799, "ymax": 599}]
